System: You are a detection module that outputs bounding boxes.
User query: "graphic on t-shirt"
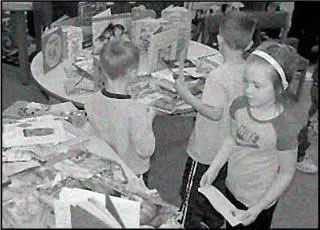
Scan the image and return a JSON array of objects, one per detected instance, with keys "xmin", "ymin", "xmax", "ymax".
[{"xmin": 235, "ymin": 124, "xmax": 260, "ymax": 148}]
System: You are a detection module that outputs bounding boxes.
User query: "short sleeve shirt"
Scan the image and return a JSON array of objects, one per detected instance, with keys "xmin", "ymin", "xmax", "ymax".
[
  {"xmin": 226, "ymin": 96, "xmax": 300, "ymax": 207},
  {"xmin": 187, "ymin": 63, "xmax": 246, "ymax": 164}
]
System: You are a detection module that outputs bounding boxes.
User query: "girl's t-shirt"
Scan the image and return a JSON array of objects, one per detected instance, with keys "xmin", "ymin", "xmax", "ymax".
[{"xmin": 226, "ymin": 96, "xmax": 301, "ymax": 208}]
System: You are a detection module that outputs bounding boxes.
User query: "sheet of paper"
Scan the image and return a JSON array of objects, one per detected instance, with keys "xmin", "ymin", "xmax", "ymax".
[
  {"xmin": 54, "ymin": 200, "xmax": 72, "ymax": 228},
  {"xmin": 2, "ymin": 149, "xmax": 33, "ymax": 162},
  {"xmin": 3, "ymin": 160, "xmax": 41, "ymax": 177},
  {"xmin": 59, "ymin": 187, "xmax": 141, "ymax": 228},
  {"xmin": 53, "ymin": 159, "xmax": 93, "ymax": 180},
  {"xmin": 198, "ymin": 186, "xmax": 242, "ymax": 227},
  {"xmin": 151, "ymin": 68, "xmax": 175, "ymax": 82},
  {"xmin": 49, "ymin": 102, "xmax": 78, "ymax": 114},
  {"xmin": 109, "ymin": 196, "xmax": 141, "ymax": 228},
  {"xmin": 92, "ymin": 8, "xmax": 112, "ymax": 19},
  {"xmin": 2, "ymin": 115, "xmax": 75, "ymax": 148},
  {"xmin": 76, "ymin": 199, "xmax": 122, "ymax": 228}
]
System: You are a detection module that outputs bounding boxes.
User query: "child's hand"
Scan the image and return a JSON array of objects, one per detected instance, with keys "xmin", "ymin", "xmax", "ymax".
[
  {"xmin": 173, "ymin": 74, "xmax": 188, "ymax": 96},
  {"xmin": 237, "ymin": 204, "xmax": 263, "ymax": 226},
  {"xmin": 230, "ymin": 208, "xmax": 246, "ymax": 219},
  {"xmin": 200, "ymin": 167, "xmax": 218, "ymax": 187}
]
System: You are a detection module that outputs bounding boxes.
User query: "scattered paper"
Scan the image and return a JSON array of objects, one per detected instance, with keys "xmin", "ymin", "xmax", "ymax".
[
  {"xmin": 58, "ymin": 187, "xmax": 141, "ymax": 228},
  {"xmin": 2, "ymin": 115, "xmax": 75, "ymax": 148},
  {"xmin": 76, "ymin": 199, "xmax": 122, "ymax": 228},
  {"xmin": 2, "ymin": 149, "xmax": 33, "ymax": 162},
  {"xmin": 3, "ymin": 160, "xmax": 41, "ymax": 177},
  {"xmin": 198, "ymin": 186, "xmax": 242, "ymax": 227},
  {"xmin": 49, "ymin": 102, "xmax": 78, "ymax": 114},
  {"xmin": 53, "ymin": 159, "xmax": 93, "ymax": 180},
  {"xmin": 54, "ymin": 200, "xmax": 72, "ymax": 228},
  {"xmin": 109, "ymin": 196, "xmax": 141, "ymax": 228},
  {"xmin": 151, "ymin": 68, "xmax": 176, "ymax": 83}
]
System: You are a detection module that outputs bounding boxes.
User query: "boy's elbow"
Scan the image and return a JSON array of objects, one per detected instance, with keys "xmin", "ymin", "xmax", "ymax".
[
  {"xmin": 206, "ymin": 106, "xmax": 223, "ymax": 121},
  {"xmin": 212, "ymin": 109, "xmax": 223, "ymax": 121}
]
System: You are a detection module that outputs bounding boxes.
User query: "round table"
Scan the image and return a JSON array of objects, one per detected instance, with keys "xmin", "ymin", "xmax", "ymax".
[{"xmin": 30, "ymin": 41, "xmax": 223, "ymax": 108}]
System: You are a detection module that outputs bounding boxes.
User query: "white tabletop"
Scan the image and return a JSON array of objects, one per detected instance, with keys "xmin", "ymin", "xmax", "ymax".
[{"xmin": 30, "ymin": 41, "xmax": 223, "ymax": 108}]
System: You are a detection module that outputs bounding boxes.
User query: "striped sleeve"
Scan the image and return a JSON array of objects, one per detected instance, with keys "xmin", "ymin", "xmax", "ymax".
[{"xmin": 229, "ymin": 96, "xmax": 248, "ymax": 119}]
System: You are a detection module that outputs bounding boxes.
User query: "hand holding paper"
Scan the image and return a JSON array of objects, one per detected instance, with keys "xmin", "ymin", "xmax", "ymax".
[
  {"xmin": 199, "ymin": 167, "xmax": 219, "ymax": 187},
  {"xmin": 236, "ymin": 205, "xmax": 263, "ymax": 226},
  {"xmin": 173, "ymin": 56, "xmax": 189, "ymax": 96},
  {"xmin": 198, "ymin": 186, "xmax": 244, "ymax": 227}
]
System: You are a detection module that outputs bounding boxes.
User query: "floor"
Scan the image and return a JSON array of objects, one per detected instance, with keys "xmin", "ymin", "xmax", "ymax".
[{"xmin": 2, "ymin": 62, "xmax": 318, "ymax": 228}]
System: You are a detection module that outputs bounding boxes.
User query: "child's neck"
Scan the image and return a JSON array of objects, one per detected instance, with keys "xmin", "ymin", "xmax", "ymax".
[
  {"xmin": 223, "ymin": 48, "xmax": 245, "ymax": 65},
  {"xmin": 250, "ymin": 102, "xmax": 284, "ymax": 121},
  {"xmin": 104, "ymin": 79, "xmax": 129, "ymax": 95}
]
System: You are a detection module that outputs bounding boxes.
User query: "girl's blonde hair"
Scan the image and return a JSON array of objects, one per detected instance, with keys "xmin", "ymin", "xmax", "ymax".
[{"xmin": 99, "ymin": 39, "xmax": 140, "ymax": 80}]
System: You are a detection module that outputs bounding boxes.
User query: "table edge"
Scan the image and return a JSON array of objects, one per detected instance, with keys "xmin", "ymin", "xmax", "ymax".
[{"xmin": 30, "ymin": 53, "xmax": 85, "ymax": 108}]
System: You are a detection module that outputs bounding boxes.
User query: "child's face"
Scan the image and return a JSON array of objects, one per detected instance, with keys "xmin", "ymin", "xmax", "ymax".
[{"xmin": 244, "ymin": 63, "xmax": 277, "ymax": 108}]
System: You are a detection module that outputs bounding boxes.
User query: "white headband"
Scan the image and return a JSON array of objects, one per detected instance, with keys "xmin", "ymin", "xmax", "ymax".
[{"xmin": 252, "ymin": 50, "xmax": 288, "ymax": 90}]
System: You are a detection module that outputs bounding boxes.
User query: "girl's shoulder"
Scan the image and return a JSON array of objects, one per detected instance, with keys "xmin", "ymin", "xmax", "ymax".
[
  {"xmin": 229, "ymin": 95, "xmax": 248, "ymax": 119},
  {"xmin": 271, "ymin": 107, "xmax": 302, "ymax": 151}
]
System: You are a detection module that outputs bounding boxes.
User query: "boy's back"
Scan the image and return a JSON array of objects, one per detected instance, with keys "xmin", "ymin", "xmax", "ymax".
[
  {"xmin": 85, "ymin": 91, "xmax": 155, "ymax": 176},
  {"xmin": 187, "ymin": 61, "xmax": 246, "ymax": 164},
  {"xmin": 84, "ymin": 39, "xmax": 155, "ymax": 177}
]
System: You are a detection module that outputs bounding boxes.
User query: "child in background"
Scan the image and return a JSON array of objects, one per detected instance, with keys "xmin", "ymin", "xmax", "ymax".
[
  {"xmin": 296, "ymin": 58, "xmax": 318, "ymax": 173},
  {"xmin": 113, "ymin": 24, "xmax": 125, "ymax": 39},
  {"xmin": 174, "ymin": 13, "xmax": 256, "ymax": 228},
  {"xmin": 200, "ymin": 41, "xmax": 302, "ymax": 229},
  {"xmin": 84, "ymin": 40, "xmax": 156, "ymax": 185}
]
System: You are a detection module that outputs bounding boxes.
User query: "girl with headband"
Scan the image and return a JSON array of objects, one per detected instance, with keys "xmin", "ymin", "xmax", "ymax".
[{"xmin": 200, "ymin": 41, "xmax": 302, "ymax": 229}]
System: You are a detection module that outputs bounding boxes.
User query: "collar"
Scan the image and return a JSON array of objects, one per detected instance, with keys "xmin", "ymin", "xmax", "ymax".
[{"xmin": 101, "ymin": 88, "xmax": 131, "ymax": 99}]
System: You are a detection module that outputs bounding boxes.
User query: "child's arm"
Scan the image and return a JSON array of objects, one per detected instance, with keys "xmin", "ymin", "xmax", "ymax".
[
  {"xmin": 238, "ymin": 149, "xmax": 297, "ymax": 226},
  {"xmin": 130, "ymin": 109, "xmax": 156, "ymax": 159},
  {"xmin": 200, "ymin": 135, "xmax": 235, "ymax": 187},
  {"xmin": 174, "ymin": 76, "xmax": 225, "ymax": 121}
]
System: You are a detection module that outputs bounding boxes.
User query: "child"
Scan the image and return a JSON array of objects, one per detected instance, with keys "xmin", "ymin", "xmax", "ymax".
[
  {"xmin": 296, "ymin": 58, "xmax": 318, "ymax": 173},
  {"xmin": 174, "ymin": 13, "xmax": 256, "ymax": 229},
  {"xmin": 200, "ymin": 41, "xmax": 302, "ymax": 229},
  {"xmin": 84, "ymin": 40, "xmax": 156, "ymax": 185},
  {"xmin": 113, "ymin": 24, "xmax": 125, "ymax": 38}
]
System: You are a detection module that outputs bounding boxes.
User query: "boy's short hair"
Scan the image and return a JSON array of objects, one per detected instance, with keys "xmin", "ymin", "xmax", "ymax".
[
  {"xmin": 99, "ymin": 40, "xmax": 140, "ymax": 80},
  {"xmin": 219, "ymin": 12, "xmax": 256, "ymax": 50}
]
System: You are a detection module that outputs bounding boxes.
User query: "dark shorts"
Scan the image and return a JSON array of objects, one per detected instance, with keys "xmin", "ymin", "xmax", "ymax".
[
  {"xmin": 180, "ymin": 156, "xmax": 228, "ymax": 229},
  {"xmin": 225, "ymin": 188, "xmax": 278, "ymax": 229}
]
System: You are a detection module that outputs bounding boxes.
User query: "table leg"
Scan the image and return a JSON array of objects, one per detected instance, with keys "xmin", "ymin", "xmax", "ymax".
[{"xmin": 14, "ymin": 11, "xmax": 30, "ymax": 85}]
